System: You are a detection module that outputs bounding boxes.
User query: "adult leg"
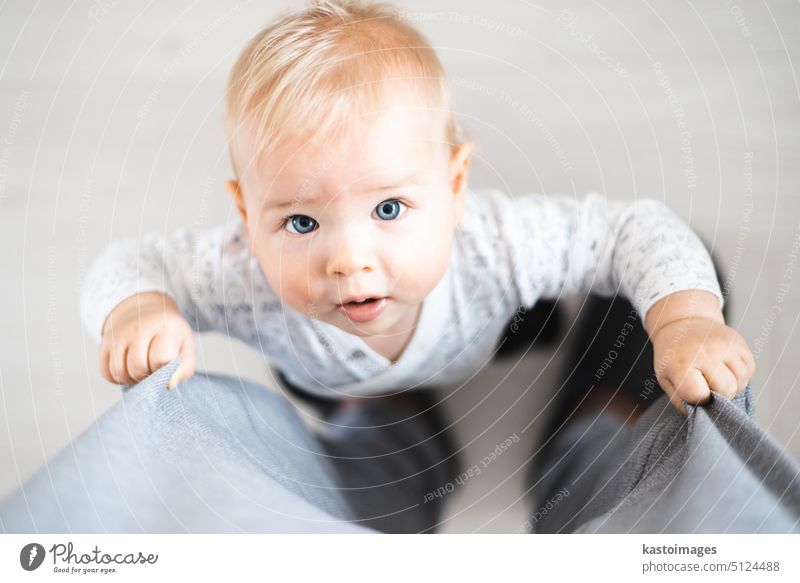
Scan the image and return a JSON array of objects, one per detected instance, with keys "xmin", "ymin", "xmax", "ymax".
[
  {"xmin": 318, "ymin": 390, "xmax": 460, "ymax": 533},
  {"xmin": 528, "ymin": 294, "xmax": 800, "ymax": 533},
  {"xmin": 276, "ymin": 371, "xmax": 461, "ymax": 533},
  {"xmin": 0, "ymin": 359, "xmax": 369, "ymax": 533},
  {"xmin": 531, "ymin": 389, "xmax": 800, "ymax": 533}
]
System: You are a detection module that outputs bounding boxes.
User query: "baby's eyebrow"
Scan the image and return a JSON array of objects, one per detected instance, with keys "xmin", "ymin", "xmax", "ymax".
[
  {"xmin": 365, "ymin": 173, "xmax": 423, "ymax": 192},
  {"xmin": 267, "ymin": 198, "xmax": 305, "ymax": 211},
  {"xmin": 265, "ymin": 174, "xmax": 422, "ymax": 211}
]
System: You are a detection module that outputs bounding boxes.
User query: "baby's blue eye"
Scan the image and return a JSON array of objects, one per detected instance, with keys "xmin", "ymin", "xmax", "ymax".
[
  {"xmin": 374, "ymin": 199, "xmax": 406, "ymax": 221},
  {"xmin": 285, "ymin": 215, "xmax": 318, "ymax": 235},
  {"xmin": 283, "ymin": 201, "xmax": 406, "ymax": 234}
]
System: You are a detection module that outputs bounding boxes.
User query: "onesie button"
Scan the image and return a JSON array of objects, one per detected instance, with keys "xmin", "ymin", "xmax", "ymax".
[{"xmin": 350, "ymin": 349, "xmax": 366, "ymax": 359}]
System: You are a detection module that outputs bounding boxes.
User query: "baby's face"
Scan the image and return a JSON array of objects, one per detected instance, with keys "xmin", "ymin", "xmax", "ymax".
[{"xmin": 229, "ymin": 90, "xmax": 471, "ymax": 341}]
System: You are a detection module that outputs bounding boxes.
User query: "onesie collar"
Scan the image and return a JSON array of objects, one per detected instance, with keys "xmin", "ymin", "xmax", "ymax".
[{"xmin": 315, "ymin": 256, "xmax": 455, "ymax": 390}]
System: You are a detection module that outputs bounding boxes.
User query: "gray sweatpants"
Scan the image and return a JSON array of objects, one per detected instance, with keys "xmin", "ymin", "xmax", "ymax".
[
  {"xmin": 530, "ymin": 389, "xmax": 800, "ymax": 533},
  {"xmin": 2, "ymin": 358, "xmax": 799, "ymax": 533}
]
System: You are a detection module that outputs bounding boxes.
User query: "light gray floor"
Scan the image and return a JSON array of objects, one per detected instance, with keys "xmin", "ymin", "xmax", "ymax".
[{"xmin": 1, "ymin": 1, "xmax": 798, "ymax": 532}]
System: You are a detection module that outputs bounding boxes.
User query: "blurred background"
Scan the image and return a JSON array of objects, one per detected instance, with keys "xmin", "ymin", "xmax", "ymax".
[{"xmin": 1, "ymin": 0, "xmax": 798, "ymax": 532}]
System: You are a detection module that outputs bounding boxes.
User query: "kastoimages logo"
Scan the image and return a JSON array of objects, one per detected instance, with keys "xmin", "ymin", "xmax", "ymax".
[{"xmin": 20, "ymin": 543, "xmax": 46, "ymax": 571}]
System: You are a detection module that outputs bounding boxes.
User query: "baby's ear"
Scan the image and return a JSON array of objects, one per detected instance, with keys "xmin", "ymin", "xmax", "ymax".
[
  {"xmin": 226, "ymin": 180, "xmax": 254, "ymax": 249},
  {"xmin": 448, "ymin": 142, "xmax": 473, "ymax": 197},
  {"xmin": 226, "ymin": 180, "xmax": 246, "ymax": 218},
  {"xmin": 449, "ymin": 142, "xmax": 473, "ymax": 223}
]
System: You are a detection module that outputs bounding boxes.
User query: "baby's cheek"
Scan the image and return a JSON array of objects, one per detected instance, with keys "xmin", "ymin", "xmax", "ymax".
[
  {"xmin": 285, "ymin": 266, "xmax": 317, "ymax": 309},
  {"xmin": 392, "ymin": 226, "xmax": 452, "ymax": 294},
  {"xmin": 257, "ymin": 253, "xmax": 314, "ymax": 313}
]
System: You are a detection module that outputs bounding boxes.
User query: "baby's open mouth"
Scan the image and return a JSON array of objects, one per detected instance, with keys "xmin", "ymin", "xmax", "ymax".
[
  {"xmin": 339, "ymin": 295, "xmax": 385, "ymax": 306},
  {"xmin": 337, "ymin": 296, "xmax": 388, "ymax": 323},
  {"xmin": 346, "ymin": 297, "xmax": 379, "ymax": 305}
]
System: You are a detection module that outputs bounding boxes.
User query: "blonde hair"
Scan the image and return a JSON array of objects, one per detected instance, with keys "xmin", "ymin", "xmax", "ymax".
[{"xmin": 223, "ymin": 0, "xmax": 460, "ymax": 178}]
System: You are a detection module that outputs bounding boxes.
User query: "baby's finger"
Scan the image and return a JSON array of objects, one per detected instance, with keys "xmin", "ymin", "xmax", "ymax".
[
  {"xmin": 659, "ymin": 376, "xmax": 687, "ymax": 416},
  {"xmin": 702, "ymin": 362, "xmax": 739, "ymax": 399},
  {"xmin": 98, "ymin": 343, "xmax": 112, "ymax": 384},
  {"xmin": 724, "ymin": 357, "xmax": 749, "ymax": 394},
  {"xmin": 109, "ymin": 344, "xmax": 136, "ymax": 386},
  {"xmin": 671, "ymin": 368, "xmax": 712, "ymax": 405},
  {"xmin": 126, "ymin": 336, "xmax": 153, "ymax": 382},
  {"xmin": 169, "ymin": 339, "xmax": 196, "ymax": 390},
  {"xmin": 742, "ymin": 352, "xmax": 756, "ymax": 378},
  {"xmin": 148, "ymin": 332, "xmax": 182, "ymax": 373}
]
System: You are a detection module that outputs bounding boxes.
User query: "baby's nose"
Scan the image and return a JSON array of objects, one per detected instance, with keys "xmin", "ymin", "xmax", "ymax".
[{"xmin": 325, "ymin": 231, "xmax": 376, "ymax": 278}]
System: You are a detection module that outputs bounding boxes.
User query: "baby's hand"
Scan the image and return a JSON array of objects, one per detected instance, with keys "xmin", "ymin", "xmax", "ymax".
[
  {"xmin": 651, "ymin": 317, "xmax": 756, "ymax": 415},
  {"xmin": 99, "ymin": 291, "xmax": 196, "ymax": 389}
]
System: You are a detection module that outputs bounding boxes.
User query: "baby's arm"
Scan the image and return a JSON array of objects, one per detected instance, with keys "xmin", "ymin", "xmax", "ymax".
[
  {"xmin": 508, "ymin": 192, "xmax": 724, "ymax": 314},
  {"xmin": 80, "ymin": 222, "xmax": 250, "ymax": 388},
  {"xmin": 644, "ymin": 289, "xmax": 755, "ymax": 415},
  {"xmin": 503, "ymin": 191, "xmax": 753, "ymax": 412}
]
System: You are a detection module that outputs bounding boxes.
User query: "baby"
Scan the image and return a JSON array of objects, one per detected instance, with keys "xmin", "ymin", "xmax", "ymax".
[{"xmin": 81, "ymin": 0, "xmax": 755, "ymax": 417}]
